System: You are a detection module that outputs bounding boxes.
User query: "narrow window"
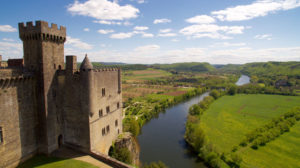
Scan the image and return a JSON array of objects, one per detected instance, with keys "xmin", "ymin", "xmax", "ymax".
[
  {"xmin": 99, "ymin": 109, "xmax": 103, "ymax": 117},
  {"xmin": 118, "ymin": 129, "xmax": 120, "ymax": 134},
  {"xmin": 102, "ymin": 88, "xmax": 105, "ymax": 96},
  {"xmin": 0, "ymin": 127, "xmax": 3, "ymax": 144},
  {"xmin": 106, "ymin": 106, "xmax": 110, "ymax": 113},
  {"xmin": 106, "ymin": 125, "xmax": 110, "ymax": 133},
  {"xmin": 117, "ymin": 102, "xmax": 120, "ymax": 109},
  {"xmin": 102, "ymin": 128, "xmax": 105, "ymax": 136},
  {"xmin": 115, "ymin": 120, "xmax": 118, "ymax": 127},
  {"xmin": 54, "ymin": 64, "xmax": 56, "ymax": 69}
]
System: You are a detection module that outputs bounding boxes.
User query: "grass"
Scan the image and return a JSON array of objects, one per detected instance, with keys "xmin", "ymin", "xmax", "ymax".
[
  {"xmin": 18, "ymin": 155, "xmax": 98, "ymax": 168},
  {"xmin": 200, "ymin": 94, "xmax": 300, "ymax": 168},
  {"xmin": 122, "ymin": 68, "xmax": 172, "ymax": 82}
]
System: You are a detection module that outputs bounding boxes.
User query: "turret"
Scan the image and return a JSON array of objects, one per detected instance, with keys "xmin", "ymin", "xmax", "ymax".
[
  {"xmin": 80, "ymin": 55, "xmax": 95, "ymax": 118},
  {"xmin": 80, "ymin": 54, "xmax": 93, "ymax": 71},
  {"xmin": 18, "ymin": 20, "xmax": 66, "ymax": 70}
]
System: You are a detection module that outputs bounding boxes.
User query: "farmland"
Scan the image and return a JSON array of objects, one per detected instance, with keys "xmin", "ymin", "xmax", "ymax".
[{"xmin": 200, "ymin": 94, "xmax": 300, "ymax": 168}]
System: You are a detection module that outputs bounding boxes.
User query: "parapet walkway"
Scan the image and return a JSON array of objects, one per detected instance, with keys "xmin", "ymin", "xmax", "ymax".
[{"xmin": 52, "ymin": 147, "xmax": 112, "ymax": 168}]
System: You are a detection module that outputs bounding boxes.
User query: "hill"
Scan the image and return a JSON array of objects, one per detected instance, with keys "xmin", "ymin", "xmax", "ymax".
[{"xmin": 152, "ymin": 62, "xmax": 215, "ymax": 73}]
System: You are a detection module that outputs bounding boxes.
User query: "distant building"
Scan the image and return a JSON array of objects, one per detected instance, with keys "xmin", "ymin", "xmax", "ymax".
[{"xmin": 0, "ymin": 21, "xmax": 123, "ymax": 168}]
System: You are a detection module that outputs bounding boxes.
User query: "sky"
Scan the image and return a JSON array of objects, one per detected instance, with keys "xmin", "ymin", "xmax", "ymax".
[{"xmin": 0, "ymin": 0, "xmax": 300, "ymax": 64}]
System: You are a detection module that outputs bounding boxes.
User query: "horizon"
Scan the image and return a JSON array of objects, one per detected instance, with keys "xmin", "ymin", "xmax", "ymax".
[{"xmin": 1, "ymin": 0, "xmax": 300, "ymax": 64}]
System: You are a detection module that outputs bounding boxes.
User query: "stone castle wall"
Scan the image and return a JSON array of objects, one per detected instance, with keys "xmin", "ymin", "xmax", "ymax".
[
  {"xmin": 0, "ymin": 77, "xmax": 39, "ymax": 168},
  {"xmin": 88, "ymin": 69, "xmax": 123, "ymax": 154}
]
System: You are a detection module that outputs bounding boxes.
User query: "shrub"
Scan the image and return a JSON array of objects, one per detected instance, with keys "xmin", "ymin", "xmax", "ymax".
[{"xmin": 142, "ymin": 161, "xmax": 168, "ymax": 168}]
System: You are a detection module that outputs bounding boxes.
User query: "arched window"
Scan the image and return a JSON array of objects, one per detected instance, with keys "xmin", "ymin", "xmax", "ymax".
[
  {"xmin": 115, "ymin": 120, "xmax": 118, "ymax": 127},
  {"xmin": 106, "ymin": 106, "xmax": 110, "ymax": 113},
  {"xmin": 117, "ymin": 102, "xmax": 120, "ymax": 109}
]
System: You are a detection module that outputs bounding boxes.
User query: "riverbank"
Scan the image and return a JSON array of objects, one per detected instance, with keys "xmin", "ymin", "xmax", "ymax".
[
  {"xmin": 185, "ymin": 94, "xmax": 300, "ymax": 168},
  {"xmin": 137, "ymin": 93, "xmax": 209, "ymax": 168}
]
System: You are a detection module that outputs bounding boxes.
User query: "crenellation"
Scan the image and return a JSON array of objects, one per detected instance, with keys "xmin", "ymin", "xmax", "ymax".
[{"xmin": 1, "ymin": 20, "xmax": 124, "ymax": 168}]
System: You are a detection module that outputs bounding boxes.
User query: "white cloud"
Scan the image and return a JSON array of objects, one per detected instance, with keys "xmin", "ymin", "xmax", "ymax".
[
  {"xmin": 159, "ymin": 29, "xmax": 172, "ymax": 33},
  {"xmin": 134, "ymin": 26, "xmax": 149, "ymax": 31},
  {"xmin": 66, "ymin": 36, "xmax": 93, "ymax": 50},
  {"xmin": 124, "ymin": 21, "xmax": 133, "ymax": 26},
  {"xmin": 83, "ymin": 28, "xmax": 90, "ymax": 32},
  {"xmin": 212, "ymin": 0, "xmax": 300, "ymax": 21},
  {"xmin": 98, "ymin": 29, "xmax": 115, "ymax": 34},
  {"xmin": 0, "ymin": 41, "xmax": 22, "ymax": 59},
  {"xmin": 93, "ymin": 20, "xmax": 122, "ymax": 25},
  {"xmin": 110, "ymin": 32, "xmax": 134, "ymax": 39},
  {"xmin": 158, "ymin": 33, "xmax": 177, "ymax": 37},
  {"xmin": 0, "ymin": 25, "xmax": 17, "ymax": 32},
  {"xmin": 134, "ymin": 44, "xmax": 160, "ymax": 52},
  {"xmin": 153, "ymin": 18, "xmax": 171, "ymax": 24},
  {"xmin": 254, "ymin": 34, "xmax": 272, "ymax": 40},
  {"xmin": 186, "ymin": 15, "xmax": 215, "ymax": 24},
  {"xmin": 137, "ymin": 0, "xmax": 145, "ymax": 4},
  {"xmin": 2, "ymin": 38, "xmax": 14, "ymax": 42},
  {"xmin": 210, "ymin": 42, "xmax": 247, "ymax": 47},
  {"xmin": 67, "ymin": 0, "xmax": 139, "ymax": 20},
  {"xmin": 179, "ymin": 24, "xmax": 245, "ymax": 39},
  {"xmin": 142, "ymin": 33, "xmax": 154, "ymax": 38}
]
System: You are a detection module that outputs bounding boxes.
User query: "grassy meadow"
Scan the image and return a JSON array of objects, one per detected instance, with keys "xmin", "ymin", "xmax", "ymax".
[
  {"xmin": 18, "ymin": 155, "xmax": 98, "ymax": 168},
  {"xmin": 200, "ymin": 94, "xmax": 300, "ymax": 168}
]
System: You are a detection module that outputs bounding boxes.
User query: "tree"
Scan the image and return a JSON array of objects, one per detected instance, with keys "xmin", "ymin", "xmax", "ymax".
[
  {"xmin": 210, "ymin": 89, "xmax": 220, "ymax": 99},
  {"xmin": 228, "ymin": 86, "xmax": 237, "ymax": 95},
  {"xmin": 142, "ymin": 161, "xmax": 168, "ymax": 168}
]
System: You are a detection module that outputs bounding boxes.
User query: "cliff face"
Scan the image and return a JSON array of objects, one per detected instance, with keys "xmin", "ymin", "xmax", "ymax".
[{"xmin": 114, "ymin": 132, "xmax": 140, "ymax": 166}]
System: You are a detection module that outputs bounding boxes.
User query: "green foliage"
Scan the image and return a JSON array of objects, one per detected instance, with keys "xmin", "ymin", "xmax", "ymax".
[
  {"xmin": 152, "ymin": 62, "xmax": 215, "ymax": 73},
  {"xmin": 142, "ymin": 161, "xmax": 168, "ymax": 168},
  {"xmin": 123, "ymin": 118, "xmax": 140, "ymax": 137},
  {"xmin": 109, "ymin": 147, "xmax": 132, "ymax": 164},
  {"xmin": 209, "ymin": 89, "xmax": 220, "ymax": 99},
  {"xmin": 228, "ymin": 85, "xmax": 237, "ymax": 95},
  {"xmin": 240, "ymin": 107, "xmax": 300, "ymax": 150}
]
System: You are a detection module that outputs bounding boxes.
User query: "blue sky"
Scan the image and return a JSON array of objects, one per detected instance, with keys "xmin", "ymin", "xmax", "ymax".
[{"xmin": 1, "ymin": 0, "xmax": 300, "ymax": 64}]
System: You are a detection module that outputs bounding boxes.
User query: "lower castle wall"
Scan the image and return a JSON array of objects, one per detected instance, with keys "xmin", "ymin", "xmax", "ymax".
[
  {"xmin": 62, "ymin": 74, "xmax": 90, "ymax": 151},
  {"xmin": 0, "ymin": 78, "xmax": 39, "ymax": 168}
]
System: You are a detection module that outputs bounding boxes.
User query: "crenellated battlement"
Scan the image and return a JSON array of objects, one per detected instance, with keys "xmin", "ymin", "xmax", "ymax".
[
  {"xmin": 19, "ymin": 20, "xmax": 66, "ymax": 43},
  {"xmin": 0, "ymin": 76, "xmax": 35, "ymax": 88}
]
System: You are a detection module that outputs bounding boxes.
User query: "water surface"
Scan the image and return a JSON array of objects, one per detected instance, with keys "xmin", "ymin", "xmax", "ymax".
[
  {"xmin": 137, "ymin": 93, "xmax": 209, "ymax": 168},
  {"xmin": 236, "ymin": 75, "xmax": 250, "ymax": 86}
]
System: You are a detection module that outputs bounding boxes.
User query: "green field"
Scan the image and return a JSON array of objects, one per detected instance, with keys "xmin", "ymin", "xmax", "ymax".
[
  {"xmin": 18, "ymin": 155, "xmax": 98, "ymax": 168},
  {"xmin": 200, "ymin": 94, "xmax": 300, "ymax": 168}
]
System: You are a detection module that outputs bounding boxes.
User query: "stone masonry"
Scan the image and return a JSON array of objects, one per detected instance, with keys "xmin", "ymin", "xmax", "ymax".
[{"xmin": 0, "ymin": 20, "xmax": 123, "ymax": 168}]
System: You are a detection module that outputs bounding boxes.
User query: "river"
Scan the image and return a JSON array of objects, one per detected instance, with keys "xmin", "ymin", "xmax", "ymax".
[
  {"xmin": 235, "ymin": 75, "xmax": 250, "ymax": 86},
  {"xmin": 137, "ymin": 75, "xmax": 250, "ymax": 167}
]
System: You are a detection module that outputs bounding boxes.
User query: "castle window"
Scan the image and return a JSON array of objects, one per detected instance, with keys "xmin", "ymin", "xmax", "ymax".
[
  {"xmin": 106, "ymin": 106, "xmax": 110, "ymax": 113},
  {"xmin": 54, "ymin": 64, "xmax": 56, "ymax": 69},
  {"xmin": 99, "ymin": 109, "xmax": 103, "ymax": 117},
  {"xmin": 58, "ymin": 65, "xmax": 62, "ymax": 70},
  {"xmin": 102, "ymin": 128, "xmax": 106, "ymax": 136},
  {"xmin": 102, "ymin": 88, "xmax": 105, "ymax": 96},
  {"xmin": 115, "ymin": 120, "xmax": 118, "ymax": 127},
  {"xmin": 0, "ymin": 127, "xmax": 3, "ymax": 144},
  {"xmin": 106, "ymin": 125, "xmax": 110, "ymax": 133},
  {"xmin": 117, "ymin": 102, "xmax": 120, "ymax": 109}
]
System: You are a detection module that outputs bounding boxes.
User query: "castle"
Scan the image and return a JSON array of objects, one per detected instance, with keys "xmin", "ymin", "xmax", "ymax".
[{"xmin": 0, "ymin": 21, "xmax": 123, "ymax": 168}]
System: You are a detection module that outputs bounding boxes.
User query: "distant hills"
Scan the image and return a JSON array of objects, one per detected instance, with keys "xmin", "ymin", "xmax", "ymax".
[{"xmin": 91, "ymin": 61, "xmax": 300, "ymax": 75}]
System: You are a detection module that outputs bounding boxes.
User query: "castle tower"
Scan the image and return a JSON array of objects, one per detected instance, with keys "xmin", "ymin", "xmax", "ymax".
[{"xmin": 18, "ymin": 21, "xmax": 66, "ymax": 154}]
